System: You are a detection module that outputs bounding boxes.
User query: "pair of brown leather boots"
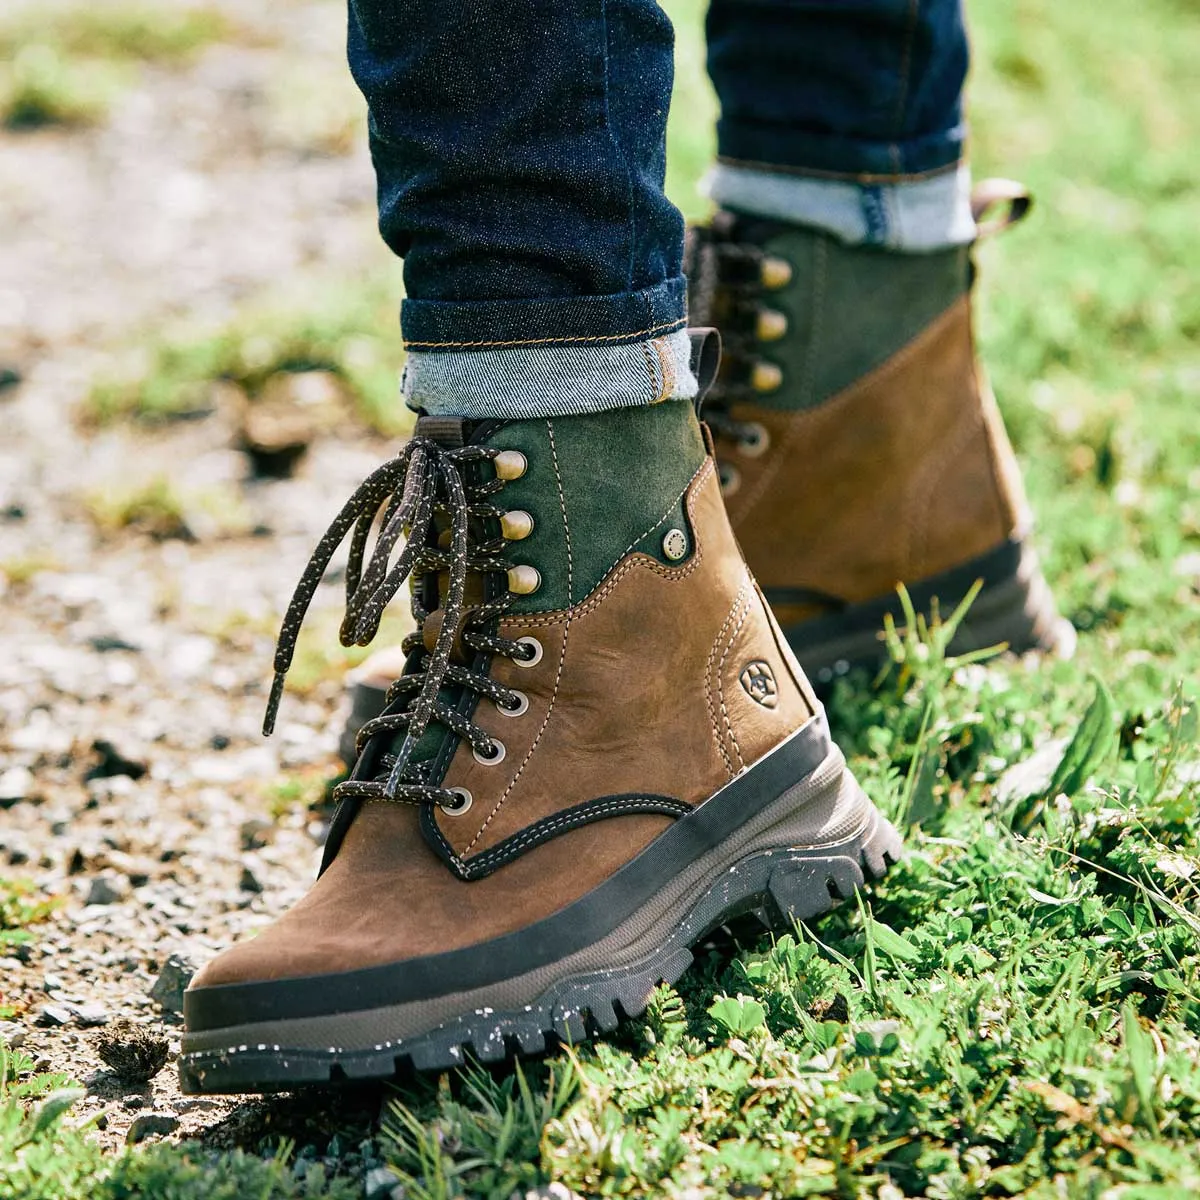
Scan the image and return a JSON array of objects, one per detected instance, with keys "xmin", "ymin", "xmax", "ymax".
[{"xmin": 179, "ymin": 187, "xmax": 1069, "ymax": 1094}]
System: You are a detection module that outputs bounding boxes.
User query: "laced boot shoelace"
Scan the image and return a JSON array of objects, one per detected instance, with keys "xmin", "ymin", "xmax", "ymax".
[
  {"xmin": 263, "ymin": 436, "xmax": 537, "ymax": 814},
  {"xmin": 684, "ymin": 217, "xmax": 794, "ymax": 490}
]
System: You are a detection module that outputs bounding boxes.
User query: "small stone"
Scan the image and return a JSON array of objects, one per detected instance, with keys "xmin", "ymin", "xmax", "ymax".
[
  {"xmin": 126, "ymin": 1112, "xmax": 180, "ymax": 1143},
  {"xmin": 37, "ymin": 1004, "xmax": 72, "ymax": 1026},
  {"xmin": 89, "ymin": 634, "xmax": 141, "ymax": 653},
  {"xmin": 0, "ymin": 1022, "xmax": 27, "ymax": 1049},
  {"xmin": 149, "ymin": 954, "xmax": 195, "ymax": 1014},
  {"xmin": 123, "ymin": 1094, "xmax": 148, "ymax": 1110},
  {"xmin": 96, "ymin": 1019, "xmax": 171, "ymax": 1082},
  {"xmin": 85, "ymin": 739, "xmax": 148, "ymax": 783},
  {"xmin": 69, "ymin": 1002, "xmax": 111, "ymax": 1027},
  {"xmin": 238, "ymin": 864, "xmax": 264, "ymax": 893},
  {"xmin": 0, "ymin": 766, "xmax": 34, "ymax": 808},
  {"xmin": 86, "ymin": 873, "xmax": 131, "ymax": 906},
  {"xmin": 43, "ymin": 972, "xmax": 65, "ymax": 992},
  {"xmin": 239, "ymin": 817, "xmax": 273, "ymax": 851}
]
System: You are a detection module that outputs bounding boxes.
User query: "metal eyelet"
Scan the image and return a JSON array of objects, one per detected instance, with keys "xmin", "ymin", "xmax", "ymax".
[
  {"xmin": 507, "ymin": 565, "xmax": 541, "ymax": 595},
  {"xmin": 441, "ymin": 787, "xmax": 473, "ymax": 816},
  {"xmin": 756, "ymin": 308, "xmax": 788, "ymax": 342},
  {"xmin": 760, "ymin": 256, "xmax": 793, "ymax": 290},
  {"xmin": 719, "ymin": 462, "xmax": 741, "ymax": 497},
  {"xmin": 473, "ymin": 739, "xmax": 506, "ymax": 766},
  {"xmin": 497, "ymin": 689, "xmax": 529, "ymax": 717},
  {"xmin": 493, "ymin": 450, "xmax": 528, "ymax": 480},
  {"xmin": 751, "ymin": 362, "xmax": 783, "ymax": 394},
  {"xmin": 513, "ymin": 636, "xmax": 543, "ymax": 667},
  {"xmin": 500, "ymin": 510, "xmax": 534, "ymax": 540},
  {"xmin": 739, "ymin": 422, "xmax": 770, "ymax": 458}
]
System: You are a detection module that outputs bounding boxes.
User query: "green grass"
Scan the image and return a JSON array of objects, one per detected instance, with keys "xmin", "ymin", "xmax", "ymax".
[
  {"xmin": 0, "ymin": 3, "xmax": 236, "ymax": 130},
  {"xmin": 9, "ymin": 0, "xmax": 1200, "ymax": 1194},
  {"xmin": 81, "ymin": 279, "xmax": 410, "ymax": 436}
]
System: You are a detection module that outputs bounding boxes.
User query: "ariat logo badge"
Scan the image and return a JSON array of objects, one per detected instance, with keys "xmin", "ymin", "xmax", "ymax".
[{"xmin": 739, "ymin": 660, "xmax": 778, "ymax": 708}]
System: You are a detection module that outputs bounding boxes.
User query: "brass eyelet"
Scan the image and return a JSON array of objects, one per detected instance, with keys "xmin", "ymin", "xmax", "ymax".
[
  {"xmin": 493, "ymin": 450, "xmax": 528, "ymax": 481},
  {"xmin": 751, "ymin": 362, "xmax": 783, "ymax": 394},
  {"xmin": 507, "ymin": 565, "xmax": 541, "ymax": 595},
  {"xmin": 514, "ymin": 636, "xmax": 543, "ymax": 667},
  {"xmin": 441, "ymin": 787, "xmax": 473, "ymax": 816},
  {"xmin": 756, "ymin": 308, "xmax": 788, "ymax": 342},
  {"xmin": 497, "ymin": 689, "xmax": 529, "ymax": 717},
  {"xmin": 500, "ymin": 510, "xmax": 534, "ymax": 540},
  {"xmin": 760, "ymin": 256, "xmax": 793, "ymax": 290},
  {"xmin": 473, "ymin": 739, "xmax": 506, "ymax": 766}
]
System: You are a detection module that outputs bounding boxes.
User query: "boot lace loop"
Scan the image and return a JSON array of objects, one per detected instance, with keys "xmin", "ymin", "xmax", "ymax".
[{"xmin": 264, "ymin": 437, "xmax": 530, "ymax": 811}]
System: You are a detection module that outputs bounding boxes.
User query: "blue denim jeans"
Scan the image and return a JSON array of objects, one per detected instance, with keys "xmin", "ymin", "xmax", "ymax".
[{"xmin": 347, "ymin": 0, "xmax": 969, "ymax": 418}]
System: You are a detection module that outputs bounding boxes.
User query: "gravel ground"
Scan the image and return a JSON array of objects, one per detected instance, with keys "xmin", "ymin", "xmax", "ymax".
[{"xmin": 1, "ymin": 0, "xmax": 407, "ymax": 1166}]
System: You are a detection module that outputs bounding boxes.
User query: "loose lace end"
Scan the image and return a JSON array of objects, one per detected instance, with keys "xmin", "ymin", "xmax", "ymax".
[{"xmin": 263, "ymin": 672, "xmax": 287, "ymax": 738}]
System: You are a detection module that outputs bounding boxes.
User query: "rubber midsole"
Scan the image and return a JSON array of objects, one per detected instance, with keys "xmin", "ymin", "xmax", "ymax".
[
  {"xmin": 780, "ymin": 537, "xmax": 1067, "ymax": 678},
  {"xmin": 181, "ymin": 741, "xmax": 869, "ymax": 1056}
]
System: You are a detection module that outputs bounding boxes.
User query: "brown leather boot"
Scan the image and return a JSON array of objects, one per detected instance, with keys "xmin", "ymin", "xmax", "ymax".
[
  {"xmin": 180, "ymin": 386, "xmax": 901, "ymax": 1093},
  {"xmin": 685, "ymin": 181, "xmax": 1074, "ymax": 686}
]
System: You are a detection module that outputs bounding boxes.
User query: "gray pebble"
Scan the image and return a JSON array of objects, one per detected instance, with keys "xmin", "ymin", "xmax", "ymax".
[
  {"xmin": 68, "ymin": 1002, "xmax": 111, "ymax": 1027},
  {"xmin": 126, "ymin": 1112, "xmax": 180, "ymax": 1143},
  {"xmin": 149, "ymin": 954, "xmax": 195, "ymax": 1014},
  {"xmin": 86, "ymin": 873, "xmax": 131, "ymax": 906},
  {"xmin": 37, "ymin": 1004, "xmax": 73, "ymax": 1027}
]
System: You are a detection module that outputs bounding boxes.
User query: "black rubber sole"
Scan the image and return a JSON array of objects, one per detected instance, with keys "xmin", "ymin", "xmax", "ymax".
[
  {"xmin": 772, "ymin": 537, "xmax": 1075, "ymax": 687},
  {"xmin": 178, "ymin": 730, "xmax": 901, "ymax": 1094}
]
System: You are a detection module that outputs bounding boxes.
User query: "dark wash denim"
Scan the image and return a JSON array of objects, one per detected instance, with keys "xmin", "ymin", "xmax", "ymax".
[
  {"xmin": 346, "ymin": 0, "xmax": 968, "ymax": 350},
  {"xmin": 708, "ymin": 0, "xmax": 968, "ymax": 181}
]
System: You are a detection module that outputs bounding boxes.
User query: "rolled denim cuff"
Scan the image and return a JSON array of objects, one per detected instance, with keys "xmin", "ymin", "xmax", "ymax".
[
  {"xmin": 708, "ymin": 161, "xmax": 976, "ymax": 251},
  {"xmin": 402, "ymin": 326, "xmax": 699, "ymax": 419},
  {"xmin": 400, "ymin": 276, "xmax": 688, "ymax": 351}
]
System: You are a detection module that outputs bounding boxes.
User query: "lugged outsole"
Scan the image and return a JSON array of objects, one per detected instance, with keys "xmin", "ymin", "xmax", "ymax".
[{"xmin": 177, "ymin": 807, "xmax": 902, "ymax": 1094}]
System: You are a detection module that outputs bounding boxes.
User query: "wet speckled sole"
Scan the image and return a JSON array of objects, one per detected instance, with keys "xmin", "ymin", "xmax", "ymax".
[{"xmin": 178, "ymin": 733, "xmax": 901, "ymax": 1094}]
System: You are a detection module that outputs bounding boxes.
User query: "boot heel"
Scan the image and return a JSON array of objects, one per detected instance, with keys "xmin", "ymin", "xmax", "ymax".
[{"xmin": 762, "ymin": 803, "xmax": 903, "ymax": 928}]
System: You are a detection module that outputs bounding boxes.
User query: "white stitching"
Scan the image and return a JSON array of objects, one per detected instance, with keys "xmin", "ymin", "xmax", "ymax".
[
  {"xmin": 716, "ymin": 579, "xmax": 753, "ymax": 771},
  {"xmin": 501, "ymin": 458, "xmax": 715, "ymax": 629},
  {"xmin": 704, "ymin": 580, "xmax": 747, "ymax": 779}
]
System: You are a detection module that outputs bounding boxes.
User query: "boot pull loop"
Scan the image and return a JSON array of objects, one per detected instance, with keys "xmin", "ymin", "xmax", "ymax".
[
  {"xmin": 971, "ymin": 178, "xmax": 1033, "ymax": 241},
  {"xmin": 687, "ymin": 326, "xmax": 723, "ymax": 416}
]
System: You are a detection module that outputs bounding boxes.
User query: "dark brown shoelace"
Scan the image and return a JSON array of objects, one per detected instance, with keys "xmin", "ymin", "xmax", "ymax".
[
  {"xmin": 684, "ymin": 219, "xmax": 772, "ymax": 438},
  {"xmin": 264, "ymin": 436, "xmax": 533, "ymax": 810}
]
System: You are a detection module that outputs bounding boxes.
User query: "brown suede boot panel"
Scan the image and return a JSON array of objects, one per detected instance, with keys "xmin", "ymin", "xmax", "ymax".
[
  {"xmin": 189, "ymin": 802, "xmax": 673, "ymax": 988},
  {"xmin": 722, "ymin": 298, "xmax": 1028, "ymax": 605},
  {"xmin": 434, "ymin": 459, "xmax": 817, "ymax": 862}
]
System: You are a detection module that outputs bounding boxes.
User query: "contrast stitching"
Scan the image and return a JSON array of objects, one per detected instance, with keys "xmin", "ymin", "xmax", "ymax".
[
  {"xmin": 716, "ymin": 581, "xmax": 753, "ymax": 771},
  {"xmin": 461, "ymin": 424, "xmax": 573, "ymax": 855},
  {"xmin": 905, "ymin": 380, "xmax": 985, "ymax": 577},
  {"xmin": 715, "ymin": 154, "xmax": 960, "ymax": 185},
  {"xmin": 502, "ymin": 458, "xmax": 714, "ymax": 627},
  {"xmin": 654, "ymin": 336, "xmax": 676, "ymax": 403},
  {"xmin": 404, "ymin": 317, "xmax": 687, "ymax": 351},
  {"xmin": 466, "ymin": 795, "xmax": 689, "ymax": 870},
  {"xmin": 547, "ymin": 420, "xmax": 575, "ymax": 606},
  {"xmin": 704, "ymin": 581, "xmax": 747, "ymax": 779}
]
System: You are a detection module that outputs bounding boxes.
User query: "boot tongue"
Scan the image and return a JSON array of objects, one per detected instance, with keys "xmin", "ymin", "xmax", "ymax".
[{"xmin": 414, "ymin": 415, "xmax": 467, "ymax": 447}]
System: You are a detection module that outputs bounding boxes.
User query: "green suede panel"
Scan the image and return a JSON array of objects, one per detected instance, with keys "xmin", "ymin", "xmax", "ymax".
[
  {"xmin": 753, "ymin": 229, "xmax": 969, "ymax": 411},
  {"xmin": 489, "ymin": 400, "xmax": 707, "ymax": 613}
]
